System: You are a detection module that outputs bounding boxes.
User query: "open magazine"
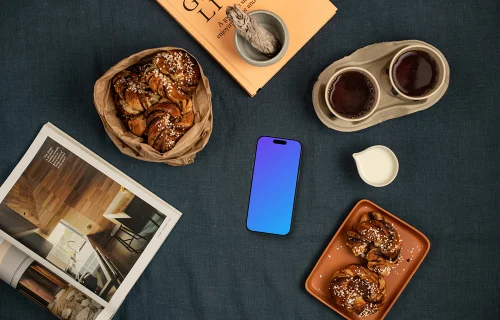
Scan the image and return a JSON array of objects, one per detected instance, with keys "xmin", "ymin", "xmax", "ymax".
[{"xmin": 0, "ymin": 123, "xmax": 182, "ymax": 319}]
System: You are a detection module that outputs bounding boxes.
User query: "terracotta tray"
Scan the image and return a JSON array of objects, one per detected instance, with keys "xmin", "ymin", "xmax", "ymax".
[
  {"xmin": 305, "ymin": 200, "xmax": 430, "ymax": 320},
  {"xmin": 312, "ymin": 40, "xmax": 450, "ymax": 132}
]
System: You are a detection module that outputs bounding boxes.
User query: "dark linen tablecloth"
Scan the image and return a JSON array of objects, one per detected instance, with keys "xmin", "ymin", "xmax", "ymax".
[{"xmin": 1, "ymin": 0, "xmax": 499, "ymax": 319}]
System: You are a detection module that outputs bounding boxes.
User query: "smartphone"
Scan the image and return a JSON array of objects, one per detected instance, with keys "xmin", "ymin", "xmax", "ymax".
[{"xmin": 246, "ymin": 136, "xmax": 302, "ymax": 235}]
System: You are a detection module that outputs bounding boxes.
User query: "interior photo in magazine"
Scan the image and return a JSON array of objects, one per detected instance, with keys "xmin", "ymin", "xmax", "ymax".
[
  {"xmin": 0, "ymin": 137, "xmax": 168, "ymax": 302},
  {"xmin": 0, "ymin": 237, "xmax": 104, "ymax": 320}
]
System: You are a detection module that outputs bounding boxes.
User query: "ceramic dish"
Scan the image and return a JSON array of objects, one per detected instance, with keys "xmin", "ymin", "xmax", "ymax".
[
  {"xmin": 312, "ymin": 40, "xmax": 450, "ymax": 132},
  {"xmin": 234, "ymin": 10, "xmax": 289, "ymax": 67},
  {"xmin": 305, "ymin": 200, "xmax": 430, "ymax": 320}
]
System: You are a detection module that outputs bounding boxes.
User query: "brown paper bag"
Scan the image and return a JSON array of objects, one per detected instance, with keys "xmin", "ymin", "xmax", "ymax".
[{"xmin": 93, "ymin": 47, "xmax": 213, "ymax": 166}]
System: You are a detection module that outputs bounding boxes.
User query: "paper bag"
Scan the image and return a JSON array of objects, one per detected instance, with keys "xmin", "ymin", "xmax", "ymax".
[{"xmin": 94, "ymin": 47, "xmax": 213, "ymax": 166}]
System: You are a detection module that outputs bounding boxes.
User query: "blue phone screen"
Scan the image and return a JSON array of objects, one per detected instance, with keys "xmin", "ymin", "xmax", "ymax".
[{"xmin": 247, "ymin": 137, "xmax": 301, "ymax": 235}]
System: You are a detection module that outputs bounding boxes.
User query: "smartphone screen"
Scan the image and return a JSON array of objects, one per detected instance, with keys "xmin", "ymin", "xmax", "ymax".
[{"xmin": 246, "ymin": 136, "xmax": 301, "ymax": 235}]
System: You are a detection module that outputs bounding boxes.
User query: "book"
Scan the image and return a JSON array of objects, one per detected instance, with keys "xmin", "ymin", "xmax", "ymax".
[
  {"xmin": 156, "ymin": 0, "xmax": 337, "ymax": 96},
  {"xmin": 0, "ymin": 123, "xmax": 182, "ymax": 319}
]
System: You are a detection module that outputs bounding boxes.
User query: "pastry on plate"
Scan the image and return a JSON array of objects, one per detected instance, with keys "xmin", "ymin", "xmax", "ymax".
[
  {"xmin": 346, "ymin": 212, "xmax": 402, "ymax": 276},
  {"xmin": 329, "ymin": 264, "xmax": 386, "ymax": 317}
]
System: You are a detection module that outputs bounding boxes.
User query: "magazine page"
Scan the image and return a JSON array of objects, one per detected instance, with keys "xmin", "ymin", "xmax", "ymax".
[
  {"xmin": 0, "ymin": 236, "xmax": 106, "ymax": 320},
  {"xmin": 0, "ymin": 123, "xmax": 182, "ymax": 319}
]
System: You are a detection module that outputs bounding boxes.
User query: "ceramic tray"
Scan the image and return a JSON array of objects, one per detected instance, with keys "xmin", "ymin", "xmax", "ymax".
[
  {"xmin": 312, "ymin": 40, "xmax": 450, "ymax": 132},
  {"xmin": 305, "ymin": 200, "xmax": 430, "ymax": 320}
]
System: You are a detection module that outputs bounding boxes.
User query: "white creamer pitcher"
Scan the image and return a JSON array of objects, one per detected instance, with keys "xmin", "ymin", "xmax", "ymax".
[{"xmin": 353, "ymin": 145, "xmax": 399, "ymax": 187}]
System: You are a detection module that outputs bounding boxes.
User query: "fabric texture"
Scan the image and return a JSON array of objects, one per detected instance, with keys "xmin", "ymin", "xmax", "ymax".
[{"xmin": 0, "ymin": 0, "xmax": 499, "ymax": 319}]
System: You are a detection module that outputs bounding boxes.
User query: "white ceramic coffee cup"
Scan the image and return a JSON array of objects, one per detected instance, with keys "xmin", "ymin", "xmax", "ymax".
[
  {"xmin": 389, "ymin": 44, "xmax": 446, "ymax": 100},
  {"xmin": 324, "ymin": 67, "xmax": 380, "ymax": 122}
]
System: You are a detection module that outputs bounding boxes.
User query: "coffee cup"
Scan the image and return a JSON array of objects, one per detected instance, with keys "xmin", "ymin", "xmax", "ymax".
[
  {"xmin": 389, "ymin": 44, "xmax": 446, "ymax": 100},
  {"xmin": 324, "ymin": 67, "xmax": 380, "ymax": 122}
]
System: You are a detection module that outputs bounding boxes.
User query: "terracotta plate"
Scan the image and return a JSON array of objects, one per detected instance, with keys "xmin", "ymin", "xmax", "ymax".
[{"xmin": 305, "ymin": 200, "xmax": 430, "ymax": 320}]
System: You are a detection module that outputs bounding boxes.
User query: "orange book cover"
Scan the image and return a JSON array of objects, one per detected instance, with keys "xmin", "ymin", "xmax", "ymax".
[{"xmin": 156, "ymin": 0, "xmax": 337, "ymax": 96}]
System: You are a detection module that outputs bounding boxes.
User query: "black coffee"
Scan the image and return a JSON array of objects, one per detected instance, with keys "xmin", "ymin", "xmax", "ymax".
[
  {"xmin": 328, "ymin": 71, "xmax": 376, "ymax": 119},
  {"xmin": 392, "ymin": 50, "xmax": 439, "ymax": 97}
]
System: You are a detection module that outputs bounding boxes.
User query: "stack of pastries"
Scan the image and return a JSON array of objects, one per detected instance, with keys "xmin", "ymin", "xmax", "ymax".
[
  {"xmin": 112, "ymin": 50, "xmax": 201, "ymax": 153},
  {"xmin": 329, "ymin": 212, "xmax": 402, "ymax": 317}
]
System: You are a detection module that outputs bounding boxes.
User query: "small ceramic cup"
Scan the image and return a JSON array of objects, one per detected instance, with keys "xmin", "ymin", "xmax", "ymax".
[
  {"xmin": 389, "ymin": 44, "xmax": 447, "ymax": 100},
  {"xmin": 324, "ymin": 67, "xmax": 381, "ymax": 122},
  {"xmin": 234, "ymin": 10, "xmax": 289, "ymax": 67}
]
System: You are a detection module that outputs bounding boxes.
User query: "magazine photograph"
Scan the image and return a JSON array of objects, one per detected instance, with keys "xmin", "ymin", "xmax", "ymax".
[
  {"xmin": 0, "ymin": 237, "xmax": 104, "ymax": 320},
  {"xmin": 0, "ymin": 137, "xmax": 167, "ymax": 301},
  {"xmin": 0, "ymin": 124, "xmax": 183, "ymax": 319}
]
